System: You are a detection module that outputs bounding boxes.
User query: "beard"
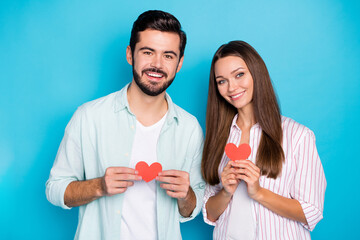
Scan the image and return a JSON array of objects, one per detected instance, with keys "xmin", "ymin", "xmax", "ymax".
[{"xmin": 132, "ymin": 64, "xmax": 176, "ymax": 97}]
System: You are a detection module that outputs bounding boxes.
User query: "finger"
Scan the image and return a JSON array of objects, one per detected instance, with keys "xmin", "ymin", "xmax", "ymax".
[
  {"xmin": 106, "ymin": 187, "xmax": 128, "ymax": 196},
  {"xmin": 107, "ymin": 167, "xmax": 137, "ymax": 175},
  {"xmin": 159, "ymin": 170, "xmax": 188, "ymax": 178},
  {"xmin": 222, "ymin": 173, "xmax": 236, "ymax": 181},
  {"xmin": 235, "ymin": 160, "xmax": 260, "ymax": 173},
  {"xmin": 157, "ymin": 176, "xmax": 187, "ymax": 185},
  {"xmin": 229, "ymin": 160, "xmax": 241, "ymax": 168},
  {"xmin": 223, "ymin": 161, "xmax": 233, "ymax": 171},
  {"xmin": 109, "ymin": 180, "xmax": 135, "ymax": 188},
  {"xmin": 235, "ymin": 167, "xmax": 258, "ymax": 179},
  {"xmin": 165, "ymin": 190, "xmax": 186, "ymax": 199},
  {"xmin": 224, "ymin": 178, "xmax": 238, "ymax": 185},
  {"xmin": 233, "ymin": 162, "xmax": 258, "ymax": 176},
  {"xmin": 104, "ymin": 174, "xmax": 142, "ymax": 182},
  {"xmin": 222, "ymin": 167, "xmax": 236, "ymax": 177},
  {"xmin": 160, "ymin": 183, "xmax": 187, "ymax": 192},
  {"xmin": 237, "ymin": 174, "xmax": 251, "ymax": 183},
  {"xmin": 111, "ymin": 173, "xmax": 142, "ymax": 181}
]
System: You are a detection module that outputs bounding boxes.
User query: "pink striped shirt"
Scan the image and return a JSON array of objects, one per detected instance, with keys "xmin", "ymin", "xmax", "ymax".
[{"xmin": 202, "ymin": 115, "xmax": 326, "ymax": 240}]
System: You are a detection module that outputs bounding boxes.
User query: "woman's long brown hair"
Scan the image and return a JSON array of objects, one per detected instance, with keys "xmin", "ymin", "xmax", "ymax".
[{"xmin": 201, "ymin": 41, "xmax": 284, "ymax": 185}]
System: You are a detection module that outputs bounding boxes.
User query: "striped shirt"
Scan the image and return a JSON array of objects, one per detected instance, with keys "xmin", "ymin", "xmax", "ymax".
[{"xmin": 202, "ymin": 115, "xmax": 326, "ymax": 240}]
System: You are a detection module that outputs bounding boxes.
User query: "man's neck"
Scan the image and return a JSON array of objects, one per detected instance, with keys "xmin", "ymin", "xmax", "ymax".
[{"xmin": 127, "ymin": 80, "xmax": 168, "ymax": 126}]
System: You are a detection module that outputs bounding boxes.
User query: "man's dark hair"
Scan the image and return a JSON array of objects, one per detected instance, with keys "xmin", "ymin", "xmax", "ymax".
[{"xmin": 130, "ymin": 10, "xmax": 187, "ymax": 59}]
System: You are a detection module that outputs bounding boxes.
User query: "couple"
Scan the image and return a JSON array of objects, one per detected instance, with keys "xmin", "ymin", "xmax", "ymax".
[{"xmin": 46, "ymin": 10, "xmax": 326, "ymax": 240}]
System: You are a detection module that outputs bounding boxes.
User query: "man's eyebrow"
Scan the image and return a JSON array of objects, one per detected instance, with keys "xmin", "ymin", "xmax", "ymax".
[
  {"xmin": 164, "ymin": 51, "xmax": 178, "ymax": 57},
  {"xmin": 139, "ymin": 47, "xmax": 155, "ymax": 52}
]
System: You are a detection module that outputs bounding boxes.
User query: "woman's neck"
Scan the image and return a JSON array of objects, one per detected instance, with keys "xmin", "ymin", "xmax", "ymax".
[{"xmin": 236, "ymin": 104, "xmax": 256, "ymax": 131}]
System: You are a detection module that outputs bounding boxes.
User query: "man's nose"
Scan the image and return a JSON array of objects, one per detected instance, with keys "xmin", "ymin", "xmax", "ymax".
[{"xmin": 150, "ymin": 54, "xmax": 162, "ymax": 69}]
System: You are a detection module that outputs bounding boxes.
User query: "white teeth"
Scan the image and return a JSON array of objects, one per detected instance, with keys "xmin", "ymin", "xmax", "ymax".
[
  {"xmin": 230, "ymin": 91, "xmax": 244, "ymax": 99},
  {"xmin": 147, "ymin": 72, "xmax": 163, "ymax": 78}
]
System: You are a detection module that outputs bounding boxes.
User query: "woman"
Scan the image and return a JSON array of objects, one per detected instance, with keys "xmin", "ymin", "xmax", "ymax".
[{"xmin": 201, "ymin": 41, "xmax": 326, "ymax": 239}]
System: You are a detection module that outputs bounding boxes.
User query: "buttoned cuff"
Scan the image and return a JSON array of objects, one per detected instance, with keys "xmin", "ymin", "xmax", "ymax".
[
  {"xmin": 299, "ymin": 199, "xmax": 323, "ymax": 231},
  {"xmin": 46, "ymin": 178, "xmax": 76, "ymax": 210}
]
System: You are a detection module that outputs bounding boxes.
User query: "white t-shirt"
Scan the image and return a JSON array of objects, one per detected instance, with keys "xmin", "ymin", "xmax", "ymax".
[{"xmin": 119, "ymin": 113, "xmax": 167, "ymax": 240}]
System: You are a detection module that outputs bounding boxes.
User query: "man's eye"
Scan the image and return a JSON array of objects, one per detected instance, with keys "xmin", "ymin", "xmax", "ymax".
[
  {"xmin": 165, "ymin": 55, "xmax": 173, "ymax": 59},
  {"xmin": 144, "ymin": 51, "xmax": 152, "ymax": 55}
]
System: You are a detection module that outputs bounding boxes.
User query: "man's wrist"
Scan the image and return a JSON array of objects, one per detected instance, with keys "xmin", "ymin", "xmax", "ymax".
[
  {"xmin": 178, "ymin": 187, "xmax": 196, "ymax": 218},
  {"xmin": 95, "ymin": 177, "xmax": 105, "ymax": 197},
  {"xmin": 179, "ymin": 186, "xmax": 194, "ymax": 202}
]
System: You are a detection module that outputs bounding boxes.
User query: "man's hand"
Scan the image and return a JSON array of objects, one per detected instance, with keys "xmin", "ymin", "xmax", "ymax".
[
  {"xmin": 157, "ymin": 170, "xmax": 196, "ymax": 217},
  {"xmin": 101, "ymin": 167, "xmax": 142, "ymax": 196},
  {"xmin": 64, "ymin": 166, "xmax": 141, "ymax": 207},
  {"xmin": 156, "ymin": 170, "xmax": 190, "ymax": 199}
]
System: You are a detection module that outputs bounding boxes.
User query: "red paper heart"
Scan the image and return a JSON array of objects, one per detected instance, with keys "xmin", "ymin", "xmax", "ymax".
[
  {"xmin": 135, "ymin": 161, "xmax": 162, "ymax": 182},
  {"xmin": 225, "ymin": 143, "xmax": 251, "ymax": 161}
]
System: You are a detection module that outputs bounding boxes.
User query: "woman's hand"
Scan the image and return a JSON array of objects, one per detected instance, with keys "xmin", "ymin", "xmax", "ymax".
[
  {"xmin": 220, "ymin": 160, "xmax": 240, "ymax": 197},
  {"xmin": 232, "ymin": 160, "xmax": 262, "ymax": 199}
]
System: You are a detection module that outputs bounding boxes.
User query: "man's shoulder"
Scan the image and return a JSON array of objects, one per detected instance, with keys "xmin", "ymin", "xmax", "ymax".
[
  {"xmin": 171, "ymin": 103, "xmax": 199, "ymax": 126},
  {"xmin": 76, "ymin": 90, "xmax": 123, "ymax": 118}
]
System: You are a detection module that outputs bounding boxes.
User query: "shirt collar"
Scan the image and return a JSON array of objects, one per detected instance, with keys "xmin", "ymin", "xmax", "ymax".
[
  {"xmin": 114, "ymin": 83, "xmax": 179, "ymax": 124},
  {"xmin": 231, "ymin": 113, "xmax": 260, "ymax": 131}
]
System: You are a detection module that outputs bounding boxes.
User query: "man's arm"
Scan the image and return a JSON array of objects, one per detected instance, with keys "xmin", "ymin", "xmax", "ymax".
[{"xmin": 64, "ymin": 167, "xmax": 142, "ymax": 207}]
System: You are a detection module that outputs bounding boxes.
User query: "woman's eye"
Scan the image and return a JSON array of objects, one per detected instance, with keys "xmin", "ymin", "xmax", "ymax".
[
  {"xmin": 217, "ymin": 80, "xmax": 225, "ymax": 85},
  {"xmin": 236, "ymin": 72, "xmax": 244, "ymax": 78}
]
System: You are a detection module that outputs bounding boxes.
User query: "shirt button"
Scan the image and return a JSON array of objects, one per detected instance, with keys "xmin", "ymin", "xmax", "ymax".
[
  {"xmin": 116, "ymin": 210, "xmax": 121, "ymax": 214},
  {"xmin": 130, "ymin": 125, "xmax": 134, "ymax": 129},
  {"xmin": 124, "ymin": 153, "xmax": 129, "ymax": 157}
]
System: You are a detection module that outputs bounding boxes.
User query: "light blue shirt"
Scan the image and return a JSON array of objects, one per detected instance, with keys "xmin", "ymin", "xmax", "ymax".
[{"xmin": 46, "ymin": 84, "xmax": 205, "ymax": 240}]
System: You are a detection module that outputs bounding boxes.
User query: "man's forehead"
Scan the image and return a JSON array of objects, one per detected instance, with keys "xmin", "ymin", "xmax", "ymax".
[{"xmin": 135, "ymin": 29, "xmax": 181, "ymax": 53}]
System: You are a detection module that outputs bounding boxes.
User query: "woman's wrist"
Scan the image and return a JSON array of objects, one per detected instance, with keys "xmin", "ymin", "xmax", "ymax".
[
  {"xmin": 251, "ymin": 187, "xmax": 265, "ymax": 202},
  {"xmin": 220, "ymin": 187, "xmax": 233, "ymax": 199}
]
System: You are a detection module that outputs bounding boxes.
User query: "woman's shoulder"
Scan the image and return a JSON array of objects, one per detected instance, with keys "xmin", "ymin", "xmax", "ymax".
[{"xmin": 281, "ymin": 116, "xmax": 316, "ymax": 149}]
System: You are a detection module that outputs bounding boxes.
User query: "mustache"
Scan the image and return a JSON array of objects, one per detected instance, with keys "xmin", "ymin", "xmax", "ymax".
[{"xmin": 142, "ymin": 68, "xmax": 167, "ymax": 78}]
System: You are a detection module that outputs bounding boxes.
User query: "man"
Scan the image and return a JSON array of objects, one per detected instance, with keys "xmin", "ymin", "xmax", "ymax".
[{"xmin": 46, "ymin": 10, "xmax": 205, "ymax": 240}]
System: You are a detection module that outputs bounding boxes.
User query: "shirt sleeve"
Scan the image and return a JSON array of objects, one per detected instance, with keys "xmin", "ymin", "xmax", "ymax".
[
  {"xmin": 291, "ymin": 129, "xmax": 326, "ymax": 231},
  {"xmin": 179, "ymin": 121, "xmax": 206, "ymax": 223},
  {"xmin": 202, "ymin": 182, "xmax": 232, "ymax": 229},
  {"xmin": 45, "ymin": 107, "xmax": 85, "ymax": 209}
]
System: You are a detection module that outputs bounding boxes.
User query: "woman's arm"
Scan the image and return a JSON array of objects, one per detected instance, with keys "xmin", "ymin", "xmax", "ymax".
[
  {"xmin": 253, "ymin": 187, "xmax": 307, "ymax": 224},
  {"xmin": 205, "ymin": 161, "xmax": 239, "ymax": 222},
  {"xmin": 206, "ymin": 188, "xmax": 232, "ymax": 222}
]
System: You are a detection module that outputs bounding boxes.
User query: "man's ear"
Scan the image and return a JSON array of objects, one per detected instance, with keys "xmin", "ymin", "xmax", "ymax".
[
  {"xmin": 176, "ymin": 55, "xmax": 184, "ymax": 73},
  {"xmin": 126, "ymin": 46, "xmax": 133, "ymax": 65}
]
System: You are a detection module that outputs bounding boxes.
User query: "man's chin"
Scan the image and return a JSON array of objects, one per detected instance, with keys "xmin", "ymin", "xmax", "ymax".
[{"xmin": 137, "ymin": 83, "xmax": 166, "ymax": 96}]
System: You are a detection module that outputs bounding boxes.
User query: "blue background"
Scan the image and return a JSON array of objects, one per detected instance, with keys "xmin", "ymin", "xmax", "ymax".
[{"xmin": 1, "ymin": 0, "xmax": 359, "ymax": 239}]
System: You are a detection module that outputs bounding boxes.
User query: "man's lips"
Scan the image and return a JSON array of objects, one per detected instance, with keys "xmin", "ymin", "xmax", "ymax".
[
  {"xmin": 146, "ymin": 72, "xmax": 163, "ymax": 78},
  {"xmin": 142, "ymin": 68, "xmax": 167, "ymax": 79}
]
